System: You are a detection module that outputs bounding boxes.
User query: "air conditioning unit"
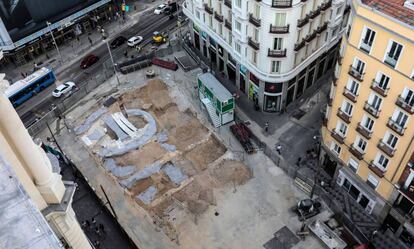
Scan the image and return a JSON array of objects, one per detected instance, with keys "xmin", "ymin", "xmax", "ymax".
[{"xmin": 404, "ymin": 0, "xmax": 414, "ymax": 11}]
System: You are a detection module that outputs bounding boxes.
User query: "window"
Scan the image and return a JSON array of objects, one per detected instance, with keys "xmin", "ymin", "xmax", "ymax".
[
  {"xmin": 275, "ymin": 13, "xmax": 286, "ymax": 26},
  {"xmin": 336, "ymin": 6, "xmax": 343, "ymax": 15},
  {"xmin": 355, "ymin": 136, "xmax": 367, "ymax": 152},
  {"xmin": 254, "ymin": 4, "xmax": 260, "ymax": 17},
  {"xmin": 235, "ymin": 20, "xmax": 241, "ymax": 32},
  {"xmin": 360, "ymin": 27, "xmax": 376, "ymax": 53},
  {"xmin": 336, "ymin": 121, "xmax": 348, "ymax": 136},
  {"xmin": 273, "ymin": 37, "xmax": 283, "ymax": 50},
  {"xmin": 347, "ymin": 79, "xmax": 359, "ymax": 95},
  {"xmin": 208, "ymin": 15, "xmax": 213, "ymax": 27},
  {"xmin": 218, "ymin": 24, "xmax": 223, "ymax": 36},
  {"xmin": 375, "ymin": 153, "xmax": 389, "ymax": 170},
  {"xmin": 348, "ymin": 158, "xmax": 359, "ymax": 173},
  {"xmin": 368, "ymin": 93, "xmax": 382, "ymax": 110},
  {"xmin": 367, "ymin": 174, "xmax": 379, "ymax": 189},
  {"xmin": 196, "ymin": 10, "xmax": 200, "ymax": 19},
  {"xmin": 252, "ymin": 51, "xmax": 257, "ymax": 64},
  {"xmin": 228, "ymin": 30, "xmax": 232, "ymax": 44},
  {"xmin": 228, "ymin": 10, "xmax": 232, "ymax": 22},
  {"xmin": 362, "ymin": 115, "xmax": 374, "ymax": 131},
  {"xmin": 392, "ymin": 109, "xmax": 409, "ymax": 128},
  {"xmin": 217, "ymin": 3, "xmax": 222, "ymax": 14},
  {"xmin": 375, "ymin": 72, "xmax": 390, "ymax": 90},
  {"xmin": 353, "ymin": 58, "xmax": 365, "ymax": 74},
  {"xmin": 402, "ymin": 88, "xmax": 414, "ymax": 107},
  {"xmin": 411, "ymin": 69, "xmax": 414, "ymax": 80},
  {"xmin": 235, "ymin": 0, "xmax": 241, "ymax": 8},
  {"xmin": 342, "ymin": 101, "xmax": 353, "ymax": 116},
  {"xmin": 384, "ymin": 41, "xmax": 403, "ymax": 68},
  {"xmin": 331, "ymin": 142, "xmax": 341, "ymax": 156},
  {"xmin": 271, "ymin": 61, "xmax": 281, "ymax": 73},
  {"xmin": 384, "ymin": 132, "xmax": 398, "ymax": 149},
  {"xmin": 253, "ymin": 28, "xmax": 259, "ymax": 41},
  {"xmin": 235, "ymin": 42, "xmax": 241, "ymax": 53}
]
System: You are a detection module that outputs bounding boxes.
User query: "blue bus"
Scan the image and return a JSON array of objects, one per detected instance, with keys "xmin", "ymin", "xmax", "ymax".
[{"xmin": 5, "ymin": 67, "xmax": 56, "ymax": 107}]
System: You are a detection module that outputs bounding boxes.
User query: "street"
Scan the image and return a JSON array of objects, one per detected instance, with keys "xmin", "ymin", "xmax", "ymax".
[{"xmin": 16, "ymin": 9, "xmax": 178, "ymax": 126}]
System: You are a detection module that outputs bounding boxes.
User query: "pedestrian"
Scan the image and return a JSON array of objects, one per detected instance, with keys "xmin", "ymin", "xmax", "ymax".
[
  {"xmin": 92, "ymin": 217, "xmax": 97, "ymax": 225},
  {"xmin": 95, "ymin": 227, "xmax": 101, "ymax": 237},
  {"xmin": 99, "ymin": 223, "xmax": 105, "ymax": 234},
  {"xmin": 88, "ymin": 37, "xmax": 93, "ymax": 46},
  {"xmin": 94, "ymin": 240, "xmax": 100, "ymax": 249},
  {"xmin": 20, "ymin": 72, "xmax": 25, "ymax": 78},
  {"xmin": 264, "ymin": 122, "xmax": 269, "ymax": 133},
  {"xmin": 296, "ymin": 157, "xmax": 302, "ymax": 166},
  {"xmin": 276, "ymin": 145, "xmax": 282, "ymax": 155},
  {"xmin": 124, "ymin": 50, "xmax": 128, "ymax": 57}
]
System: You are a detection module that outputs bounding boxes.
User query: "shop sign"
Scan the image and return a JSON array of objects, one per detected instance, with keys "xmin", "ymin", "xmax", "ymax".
[
  {"xmin": 209, "ymin": 37, "xmax": 216, "ymax": 47},
  {"xmin": 240, "ymin": 64, "xmax": 247, "ymax": 75},
  {"xmin": 248, "ymin": 81, "xmax": 258, "ymax": 100},
  {"xmin": 201, "ymin": 31, "xmax": 207, "ymax": 40}
]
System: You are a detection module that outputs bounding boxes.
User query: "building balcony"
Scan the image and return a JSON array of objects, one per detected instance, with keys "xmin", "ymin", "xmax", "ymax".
[
  {"xmin": 364, "ymin": 101, "xmax": 381, "ymax": 118},
  {"xmin": 214, "ymin": 12, "xmax": 224, "ymax": 22},
  {"xmin": 337, "ymin": 108, "xmax": 351, "ymax": 124},
  {"xmin": 305, "ymin": 32, "xmax": 317, "ymax": 43},
  {"xmin": 332, "ymin": 77, "xmax": 338, "ymax": 86},
  {"xmin": 384, "ymin": 53, "xmax": 397, "ymax": 68},
  {"xmin": 387, "ymin": 118, "xmax": 406, "ymax": 136},
  {"xmin": 337, "ymin": 55, "xmax": 343, "ymax": 65},
  {"xmin": 396, "ymin": 95, "xmax": 414, "ymax": 114},
  {"xmin": 356, "ymin": 123, "xmax": 372, "ymax": 139},
  {"xmin": 224, "ymin": 0, "xmax": 232, "ymax": 8},
  {"xmin": 343, "ymin": 88, "xmax": 358, "ymax": 103},
  {"xmin": 308, "ymin": 8, "xmax": 321, "ymax": 19},
  {"xmin": 249, "ymin": 13, "xmax": 261, "ymax": 27},
  {"xmin": 268, "ymin": 48, "xmax": 287, "ymax": 58},
  {"xmin": 360, "ymin": 42, "xmax": 372, "ymax": 54},
  {"xmin": 321, "ymin": 0, "xmax": 332, "ymax": 11},
  {"xmin": 368, "ymin": 162, "xmax": 385, "ymax": 178},
  {"xmin": 348, "ymin": 65, "xmax": 365, "ymax": 81},
  {"xmin": 294, "ymin": 40, "xmax": 306, "ymax": 52},
  {"xmin": 378, "ymin": 140, "xmax": 396, "ymax": 157},
  {"xmin": 297, "ymin": 16, "xmax": 309, "ymax": 28},
  {"xmin": 204, "ymin": 4, "xmax": 214, "ymax": 14},
  {"xmin": 370, "ymin": 80, "xmax": 389, "ymax": 97},
  {"xmin": 316, "ymin": 22, "xmax": 328, "ymax": 34},
  {"xmin": 328, "ymin": 97, "xmax": 333, "ymax": 106},
  {"xmin": 225, "ymin": 19, "xmax": 232, "ymax": 30},
  {"xmin": 331, "ymin": 130, "xmax": 345, "ymax": 144},
  {"xmin": 349, "ymin": 145, "xmax": 364, "ymax": 160},
  {"xmin": 272, "ymin": 0, "xmax": 292, "ymax": 8},
  {"xmin": 269, "ymin": 24, "xmax": 289, "ymax": 34},
  {"xmin": 248, "ymin": 37, "xmax": 260, "ymax": 50}
]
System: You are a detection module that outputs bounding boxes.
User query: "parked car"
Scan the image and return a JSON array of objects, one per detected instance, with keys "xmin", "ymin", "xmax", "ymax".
[
  {"xmin": 110, "ymin": 36, "xmax": 127, "ymax": 49},
  {"xmin": 80, "ymin": 54, "xmax": 99, "ymax": 69},
  {"xmin": 154, "ymin": 4, "xmax": 167, "ymax": 14},
  {"xmin": 127, "ymin": 36, "xmax": 143, "ymax": 47},
  {"xmin": 52, "ymin": 82, "xmax": 77, "ymax": 98}
]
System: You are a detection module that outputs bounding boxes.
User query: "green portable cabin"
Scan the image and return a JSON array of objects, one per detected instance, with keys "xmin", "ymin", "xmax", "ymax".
[{"xmin": 198, "ymin": 73, "xmax": 234, "ymax": 127}]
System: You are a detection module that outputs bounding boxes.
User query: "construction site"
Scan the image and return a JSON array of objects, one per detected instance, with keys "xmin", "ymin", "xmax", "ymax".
[{"xmin": 69, "ymin": 77, "xmax": 253, "ymax": 244}]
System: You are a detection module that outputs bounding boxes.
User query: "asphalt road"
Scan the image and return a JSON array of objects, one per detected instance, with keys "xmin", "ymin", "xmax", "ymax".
[{"xmin": 17, "ymin": 10, "xmax": 178, "ymax": 126}]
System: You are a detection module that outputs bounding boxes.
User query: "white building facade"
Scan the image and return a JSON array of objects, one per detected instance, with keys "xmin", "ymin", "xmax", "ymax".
[{"xmin": 183, "ymin": 0, "xmax": 350, "ymax": 112}]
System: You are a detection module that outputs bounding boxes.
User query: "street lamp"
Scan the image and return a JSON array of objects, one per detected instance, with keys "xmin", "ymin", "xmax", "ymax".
[
  {"xmin": 101, "ymin": 29, "xmax": 120, "ymax": 85},
  {"xmin": 46, "ymin": 21, "xmax": 63, "ymax": 65}
]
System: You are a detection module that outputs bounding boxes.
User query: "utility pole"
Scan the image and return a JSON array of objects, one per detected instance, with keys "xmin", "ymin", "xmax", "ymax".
[
  {"xmin": 46, "ymin": 21, "xmax": 63, "ymax": 65},
  {"xmin": 101, "ymin": 29, "xmax": 120, "ymax": 85}
]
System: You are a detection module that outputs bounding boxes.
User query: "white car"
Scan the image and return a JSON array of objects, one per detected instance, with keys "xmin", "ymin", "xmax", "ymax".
[
  {"xmin": 154, "ymin": 4, "xmax": 167, "ymax": 14},
  {"xmin": 127, "ymin": 36, "xmax": 143, "ymax": 47},
  {"xmin": 52, "ymin": 82, "xmax": 77, "ymax": 98}
]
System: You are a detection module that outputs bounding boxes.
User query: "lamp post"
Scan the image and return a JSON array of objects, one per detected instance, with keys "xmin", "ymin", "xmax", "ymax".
[
  {"xmin": 310, "ymin": 135, "xmax": 322, "ymax": 199},
  {"xmin": 101, "ymin": 29, "xmax": 120, "ymax": 85},
  {"xmin": 46, "ymin": 21, "xmax": 63, "ymax": 65}
]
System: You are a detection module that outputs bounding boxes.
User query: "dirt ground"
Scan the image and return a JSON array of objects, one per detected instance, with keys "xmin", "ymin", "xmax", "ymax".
[
  {"xmin": 114, "ymin": 142, "xmax": 167, "ymax": 169},
  {"xmin": 77, "ymin": 78, "xmax": 252, "ymax": 244}
]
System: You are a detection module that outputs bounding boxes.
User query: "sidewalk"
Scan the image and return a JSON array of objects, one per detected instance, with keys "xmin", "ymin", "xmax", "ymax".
[{"xmin": 4, "ymin": 0, "xmax": 164, "ymax": 84}]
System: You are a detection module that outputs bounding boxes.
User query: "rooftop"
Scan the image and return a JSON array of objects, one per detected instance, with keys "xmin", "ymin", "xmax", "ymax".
[{"xmin": 361, "ymin": 0, "xmax": 414, "ymax": 27}]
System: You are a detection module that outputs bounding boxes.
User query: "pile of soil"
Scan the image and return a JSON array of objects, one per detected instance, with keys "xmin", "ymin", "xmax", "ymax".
[{"xmin": 114, "ymin": 142, "xmax": 167, "ymax": 169}]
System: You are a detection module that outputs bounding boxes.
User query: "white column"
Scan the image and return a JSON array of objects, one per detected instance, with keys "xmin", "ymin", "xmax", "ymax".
[{"xmin": 0, "ymin": 82, "xmax": 65, "ymax": 203}]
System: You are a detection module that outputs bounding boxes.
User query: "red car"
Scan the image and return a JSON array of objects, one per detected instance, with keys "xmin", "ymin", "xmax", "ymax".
[{"xmin": 80, "ymin": 54, "xmax": 99, "ymax": 69}]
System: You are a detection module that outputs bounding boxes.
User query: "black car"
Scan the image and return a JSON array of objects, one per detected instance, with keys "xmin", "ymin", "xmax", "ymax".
[
  {"xmin": 110, "ymin": 36, "xmax": 127, "ymax": 49},
  {"xmin": 164, "ymin": 2, "xmax": 177, "ymax": 15}
]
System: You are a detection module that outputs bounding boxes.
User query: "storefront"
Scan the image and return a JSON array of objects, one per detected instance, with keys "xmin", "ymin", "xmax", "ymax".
[
  {"xmin": 264, "ymin": 82, "xmax": 283, "ymax": 112},
  {"xmin": 248, "ymin": 72, "xmax": 259, "ymax": 106}
]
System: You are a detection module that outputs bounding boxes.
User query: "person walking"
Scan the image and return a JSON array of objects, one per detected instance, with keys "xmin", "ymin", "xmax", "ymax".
[
  {"xmin": 276, "ymin": 145, "xmax": 282, "ymax": 155},
  {"xmin": 88, "ymin": 37, "xmax": 93, "ymax": 46},
  {"xmin": 264, "ymin": 122, "xmax": 269, "ymax": 133}
]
